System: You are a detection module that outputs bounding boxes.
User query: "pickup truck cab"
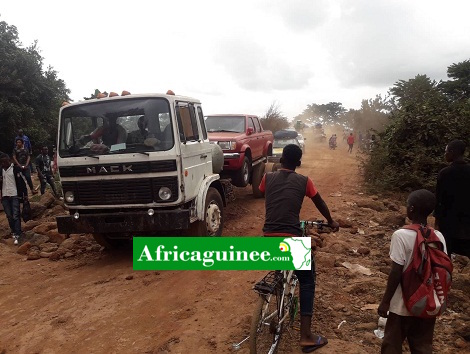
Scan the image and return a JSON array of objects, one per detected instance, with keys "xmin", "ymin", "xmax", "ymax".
[{"xmin": 205, "ymin": 114, "xmax": 273, "ymax": 196}]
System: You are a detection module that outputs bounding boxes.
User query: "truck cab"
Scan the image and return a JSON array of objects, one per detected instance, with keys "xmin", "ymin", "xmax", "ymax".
[{"xmin": 56, "ymin": 92, "xmax": 229, "ymax": 246}]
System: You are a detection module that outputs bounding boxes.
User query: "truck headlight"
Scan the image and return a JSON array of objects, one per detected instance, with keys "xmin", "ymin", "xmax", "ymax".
[
  {"xmin": 65, "ymin": 191, "xmax": 75, "ymax": 203},
  {"xmin": 158, "ymin": 187, "xmax": 172, "ymax": 201},
  {"xmin": 217, "ymin": 141, "xmax": 236, "ymax": 150}
]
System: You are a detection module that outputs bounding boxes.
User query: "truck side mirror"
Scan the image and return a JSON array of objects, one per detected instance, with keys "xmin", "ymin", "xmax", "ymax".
[{"xmin": 247, "ymin": 127, "xmax": 254, "ymax": 135}]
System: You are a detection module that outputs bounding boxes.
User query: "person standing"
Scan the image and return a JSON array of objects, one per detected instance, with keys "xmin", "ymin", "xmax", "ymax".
[
  {"xmin": 1, "ymin": 153, "xmax": 28, "ymax": 245},
  {"xmin": 435, "ymin": 140, "xmax": 470, "ymax": 257},
  {"xmin": 12, "ymin": 138, "xmax": 37, "ymax": 194},
  {"xmin": 347, "ymin": 132, "xmax": 355, "ymax": 153},
  {"xmin": 35, "ymin": 146, "xmax": 58, "ymax": 196},
  {"xmin": 259, "ymin": 144, "xmax": 339, "ymax": 352},
  {"xmin": 14, "ymin": 129, "xmax": 33, "ymax": 173}
]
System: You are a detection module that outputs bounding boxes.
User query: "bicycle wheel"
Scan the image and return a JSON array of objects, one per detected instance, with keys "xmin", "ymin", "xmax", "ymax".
[{"xmin": 249, "ymin": 292, "xmax": 283, "ymax": 354}]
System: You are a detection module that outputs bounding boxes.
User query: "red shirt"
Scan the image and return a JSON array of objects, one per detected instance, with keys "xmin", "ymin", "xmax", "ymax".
[{"xmin": 347, "ymin": 135, "xmax": 355, "ymax": 144}]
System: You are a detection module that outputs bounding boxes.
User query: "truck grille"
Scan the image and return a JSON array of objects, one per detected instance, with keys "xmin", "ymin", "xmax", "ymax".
[
  {"xmin": 62, "ymin": 177, "xmax": 178, "ymax": 205},
  {"xmin": 59, "ymin": 160, "xmax": 177, "ymax": 177}
]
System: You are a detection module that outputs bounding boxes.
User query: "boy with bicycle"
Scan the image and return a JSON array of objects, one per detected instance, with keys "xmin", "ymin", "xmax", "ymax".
[{"xmin": 259, "ymin": 144, "xmax": 339, "ymax": 352}]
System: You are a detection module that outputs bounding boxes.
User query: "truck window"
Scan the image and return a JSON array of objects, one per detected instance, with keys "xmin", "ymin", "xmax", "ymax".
[
  {"xmin": 176, "ymin": 103, "xmax": 199, "ymax": 141},
  {"xmin": 247, "ymin": 117, "xmax": 255, "ymax": 132},
  {"xmin": 254, "ymin": 118, "xmax": 262, "ymax": 132},
  {"xmin": 197, "ymin": 106, "xmax": 208, "ymax": 140}
]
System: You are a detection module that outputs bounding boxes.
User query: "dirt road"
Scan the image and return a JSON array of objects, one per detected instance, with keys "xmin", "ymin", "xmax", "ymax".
[{"xmin": 0, "ymin": 131, "xmax": 468, "ymax": 354}]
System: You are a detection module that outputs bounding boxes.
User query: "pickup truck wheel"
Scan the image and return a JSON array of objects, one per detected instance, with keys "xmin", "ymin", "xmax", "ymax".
[
  {"xmin": 252, "ymin": 162, "xmax": 265, "ymax": 198},
  {"xmin": 190, "ymin": 187, "xmax": 224, "ymax": 236},
  {"xmin": 233, "ymin": 156, "xmax": 251, "ymax": 187}
]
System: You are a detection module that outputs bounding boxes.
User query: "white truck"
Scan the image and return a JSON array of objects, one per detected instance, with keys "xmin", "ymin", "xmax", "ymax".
[{"xmin": 55, "ymin": 91, "xmax": 233, "ymax": 247}]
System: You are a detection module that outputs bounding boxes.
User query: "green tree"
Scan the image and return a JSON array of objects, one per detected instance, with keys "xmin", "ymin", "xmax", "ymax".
[
  {"xmin": 299, "ymin": 102, "xmax": 347, "ymax": 126},
  {"xmin": 0, "ymin": 19, "xmax": 70, "ymax": 154}
]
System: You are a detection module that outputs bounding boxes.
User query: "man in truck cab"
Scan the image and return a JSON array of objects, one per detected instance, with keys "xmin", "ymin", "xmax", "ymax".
[
  {"xmin": 127, "ymin": 116, "xmax": 149, "ymax": 144},
  {"xmin": 80, "ymin": 116, "xmax": 127, "ymax": 148},
  {"xmin": 259, "ymin": 144, "xmax": 339, "ymax": 352}
]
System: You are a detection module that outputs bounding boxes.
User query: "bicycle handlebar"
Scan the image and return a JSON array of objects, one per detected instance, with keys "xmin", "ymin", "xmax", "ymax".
[{"xmin": 300, "ymin": 220, "xmax": 330, "ymax": 228}]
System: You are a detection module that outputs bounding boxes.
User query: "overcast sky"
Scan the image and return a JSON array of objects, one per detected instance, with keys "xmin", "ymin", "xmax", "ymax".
[{"xmin": 2, "ymin": 0, "xmax": 470, "ymax": 119}]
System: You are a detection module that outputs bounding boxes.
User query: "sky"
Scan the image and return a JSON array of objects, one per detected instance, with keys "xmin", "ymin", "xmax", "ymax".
[{"xmin": 2, "ymin": 0, "xmax": 470, "ymax": 119}]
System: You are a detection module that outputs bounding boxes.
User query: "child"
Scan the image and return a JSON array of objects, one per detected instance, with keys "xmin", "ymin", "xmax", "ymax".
[
  {"xmin": 378, "ymin": 189, "xmax": 447, "ymax": 354},
  {"xmin": 259, "ymin": 144, "xmax": 339, "ymax": 352}
]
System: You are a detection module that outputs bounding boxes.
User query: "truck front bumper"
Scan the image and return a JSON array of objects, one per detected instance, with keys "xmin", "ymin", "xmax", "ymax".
[
  {"xmin": 56, "ymin": 209, "xmax": 190, "ymax": 235},
  {"xmin": 222, "ymin": 152, "xmax": 244, "ymax": 171}
]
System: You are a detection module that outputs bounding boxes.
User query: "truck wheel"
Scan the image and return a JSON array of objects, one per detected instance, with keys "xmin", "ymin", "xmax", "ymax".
[
  {"xmin": 252, "ymin": 162, "xmax": 265, "ymax": 198},
  {"xmin": 233, "ymin": 156, "xmax": 251, "ymax": 187},
  {"xmin": 190, "ymin": 187, "xmax": 224, "ymax": 236},
  {"xmin": 93, "ymin": 233, "xmax": 127, "ymax": 249}
]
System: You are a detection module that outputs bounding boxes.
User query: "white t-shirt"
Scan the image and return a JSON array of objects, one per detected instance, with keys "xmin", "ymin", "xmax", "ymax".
[
  {"xmin": 2, "ymin": 164, "xmax": 18, "ymax": 197},
  {"xmin": 389, "ymin": 227, "xmax": 447, "ymax": 316}
]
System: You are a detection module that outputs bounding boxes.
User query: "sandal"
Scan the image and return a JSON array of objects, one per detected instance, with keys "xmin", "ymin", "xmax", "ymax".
[{"xmin": 301, "ymin": 335, "xmax": 328, "ymax": 353}]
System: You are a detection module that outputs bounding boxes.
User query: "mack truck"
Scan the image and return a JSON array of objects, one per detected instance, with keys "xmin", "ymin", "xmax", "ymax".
[{"xmin": 55, "ymin": 91, "xmax": 235, "ymax": 247}]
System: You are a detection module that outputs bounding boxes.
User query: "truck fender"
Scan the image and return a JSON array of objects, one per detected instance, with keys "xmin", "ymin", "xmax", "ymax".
[{"xmin": 195, "ymin": 175, "xmax": 226, "ymax": 220}]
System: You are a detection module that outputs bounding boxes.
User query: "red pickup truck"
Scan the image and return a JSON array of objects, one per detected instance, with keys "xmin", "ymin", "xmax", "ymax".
[{"xmin": 206, "ymin": 114, "xmax": 273, "ymax": 196}]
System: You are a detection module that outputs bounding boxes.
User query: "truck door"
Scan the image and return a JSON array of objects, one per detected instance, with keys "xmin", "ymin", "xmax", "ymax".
[{"xmin": 175, "ymin": 101, "xmax": 212, "ymax": 202}]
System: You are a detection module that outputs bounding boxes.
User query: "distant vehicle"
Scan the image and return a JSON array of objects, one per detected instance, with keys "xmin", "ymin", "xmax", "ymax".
[
  {"xmin": 297, "ymin": 133, "xmax": 306, "ymax": 153},
  {"xmin": 268, "ymin": 130, "xmax": 302, "ymax": 165}
]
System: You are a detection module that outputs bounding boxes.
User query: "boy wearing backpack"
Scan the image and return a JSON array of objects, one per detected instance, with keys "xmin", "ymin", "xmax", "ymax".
[{"xmin": 378, "ymin": 189, "xmax": 452, "ymax": 354}]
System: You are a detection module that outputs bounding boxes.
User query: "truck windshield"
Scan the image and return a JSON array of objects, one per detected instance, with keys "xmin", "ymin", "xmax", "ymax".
[
  {"xmin": 59, "ymin": 98, "xmax": 174, "ymax": 157},
  {"xmin": 205, "ymin": 116, "xmax": 245, "ymax": 133}
]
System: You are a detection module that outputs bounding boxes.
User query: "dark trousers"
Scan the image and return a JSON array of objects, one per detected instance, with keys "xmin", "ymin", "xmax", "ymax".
[
  {"xmin": 1, "ymin": 196, "xmax": 21, "ymax": 235},
  {"xmin": 381, "ymin": 312, "xmax": 436, "ymax": 354},
  {"xmin": 445, "ymin": 237, "xmax": 470, "ymax": 258},
  {"xmin": 21, "ymin": 167, "xmax": 34, "ymax": 191},
  {"xmin": 348, "ymin": 144, "xmax": 353, "ymax": 153},
  {"xmin": 294, "ymin": 256, "xmax": 316, "ymax": 316},
  {"xmin": 40, "ymin": 172, "xmax": 57, "ymax": 195}
]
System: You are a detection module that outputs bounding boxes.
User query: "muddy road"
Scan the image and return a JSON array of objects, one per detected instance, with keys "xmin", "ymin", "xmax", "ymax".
[{"xmin": 0, "ymin": 130, "xmax": 468, "ymax": 354}]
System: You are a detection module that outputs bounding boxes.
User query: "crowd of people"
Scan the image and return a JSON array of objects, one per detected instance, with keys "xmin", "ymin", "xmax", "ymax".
[
  {"xmin": 1, "ymin": 128, "xmax": 59, "ymax": 244},
  {"xmin": 260, "ymin": 139, "xmax": 469, "ymax": 353}
]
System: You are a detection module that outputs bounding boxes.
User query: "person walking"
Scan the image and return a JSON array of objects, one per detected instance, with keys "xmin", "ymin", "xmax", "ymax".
[
  {"xmin": 347, "ymin": 132, "xmax": 355, "ymax": 153},
  {"xmin": 435, "ymin": 140, "xmax": 470, "ymax": 257},
  {"xmin": 1, "ymin": 153, "xmax": 28, "ymax": 245},
  {"xmin": 12, "ymin": 138, "xmax": 37, "ymax": 194},
  {"xmin": 35, "ymin": 146, "xmax": 58, "ymax": 196}
]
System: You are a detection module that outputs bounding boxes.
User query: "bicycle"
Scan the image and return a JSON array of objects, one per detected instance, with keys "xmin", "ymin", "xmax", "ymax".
[{"xmin": 248, "ymin": 220, "xmax": 330, "ymax": 354}]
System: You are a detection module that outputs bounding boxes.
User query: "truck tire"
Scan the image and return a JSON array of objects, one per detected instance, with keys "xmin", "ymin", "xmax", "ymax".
[
  {"xmin": 189, "ymin": 187, "xmax": 224, "ymax": 236},
  {"xmin": 252, "ymin": 162, "xmax": 265, "ymax": 198},
  {"xmin": 233, "ymin": 156, "xmax": 251, "ymax": 187}
]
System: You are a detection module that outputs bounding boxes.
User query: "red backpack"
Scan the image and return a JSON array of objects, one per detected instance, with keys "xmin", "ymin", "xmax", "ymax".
[{"xmin": 401, "ymin": 224, "xmax": 453, "ymax": 318}]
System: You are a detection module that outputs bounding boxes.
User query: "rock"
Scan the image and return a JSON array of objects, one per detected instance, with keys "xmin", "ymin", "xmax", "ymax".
[
  {"xmin": 64, "ymin": 252, "xmax": 74, "ymax": 258},
  {"xmin": 40, "ymin": 243, "xmax": 59, "ymax": 253},
  {"xmin": 337, "ymin": 218, "xmax": 354, "ymax": 228},
  {"xmin": 455, "ymin": 338, "xmax": 468, "ymax": 349},
  {"xmin": 40, "ymin": 252, "xmax": 53, "ymax": 258},
  {"xmin": 17, "ymin": 241, "xmax": 32, "ymax": 255},
  {"xmin": 356, "ymin": 200, "xmax": 385, "ymax": 212},
  {"xmin": 315, "ymin": 252, "xmax": 337, "ymax": 268},
  {"xmin": 125, "ymin": 275, "xmax": 134, "ymax": 280},
  {"xmin": 49, "ymin": 248, "xmax": 67, "ymax": 261},
  {"xmin": 49, "ymin": 205, "xmax": 66, "ymax": 216},
  {"xmin": 32, "ymin": 222, "xmax": 57, "ymax": 235},
  {"xmin": 357, "ymin": 247, "xmax": 371, "ymax": 256},
  {"xmin": 312, "ymin": 236, "xmax": 323, "ymax": 248},
  {"xmin": 27, "ymin": 249, "xmax": 41, "ymax": 260},
  {"xmin": 23, "ymin": 220, "xmax": 42, "ymax": 232},
  {"xmin": 29, "ymin": 202, "xmax": 47, "ymax": 219},
  {"xmin": 381, "ymin": 213, "xmax": 406, "ymax": 227},
  {"xmin": 59, "ymin": 237, "xmax": 75, "ymax": 250},
  {"xmin": 368, "ymin": 231, "xmax": 386, "ymax": 238},
  {"xmin": 323, "ymin": 242, "xmax": 349, "ymax": 254},
  {"xmin": 27, "ymin": 233, "xmax": 50, "ymax": 247},
  {"xmin": 39, "ymin": 192, "xmax": 56, "ymax": 209},
  {"xmin": 349, "ymin": 227, "xmax": 358, "ymax": 234},
  {"xmin": 355, "ymin": 322, "xmax": 377, "ymax": 331},
  {"xmin": 47, "ymin": 231, "xmax": 66, "ymax": 245}
]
